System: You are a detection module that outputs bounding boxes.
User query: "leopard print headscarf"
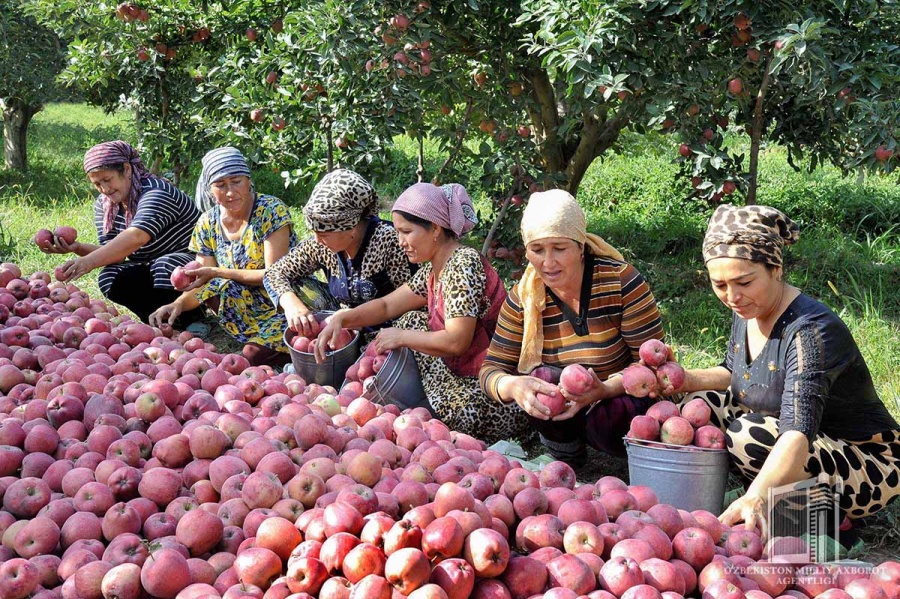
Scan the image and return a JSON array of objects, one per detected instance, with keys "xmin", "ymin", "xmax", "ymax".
[
  {"xmin": 303, "ymin": 169, "xmax": 378, "ymax": 232},
  {"xmin": 702, "ymin": 204, "xmax": 799, "ymax": 267}
]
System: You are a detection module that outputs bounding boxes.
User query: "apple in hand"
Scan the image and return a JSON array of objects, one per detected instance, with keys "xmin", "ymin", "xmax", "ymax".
[
  {"xmin": 639, "ymin": 339, "xmax": 668, "ymax": 368},
  {"xmin": 622, "ymin": 364, "xmax": 658, "ymax": 397},
  {"xmin": 54, "ymin": 226, "xmax": 78, "ymax": 245}
]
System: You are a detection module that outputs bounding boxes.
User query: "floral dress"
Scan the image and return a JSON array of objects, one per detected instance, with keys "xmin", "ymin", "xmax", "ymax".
[{"xmin": 190, "ymin": 195, "xmax": 298, "ymax": 351}]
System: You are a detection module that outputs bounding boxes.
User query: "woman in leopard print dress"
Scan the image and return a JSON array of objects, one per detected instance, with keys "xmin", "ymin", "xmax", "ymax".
[
  {"xmin": 316, "ymin": 182, "xmax": 530, "ymax": 444},
  {"xmin": 669, "ymin": 204, "xmax": 899, "ymax": 535},
  {"xmin": 264, "ymin": 169, "xmax": 413, "ymax": 338}
]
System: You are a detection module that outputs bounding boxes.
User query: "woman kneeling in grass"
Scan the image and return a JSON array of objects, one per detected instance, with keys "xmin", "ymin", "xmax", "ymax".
[{"xmin": 666, "ymin": 204, "xmax": 900, "ymax": 536}]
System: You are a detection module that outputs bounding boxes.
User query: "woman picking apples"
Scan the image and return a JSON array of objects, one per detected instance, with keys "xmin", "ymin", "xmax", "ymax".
[
  {"xmin": 479, "ymin": 190, "xmax": 665, "ymax": 467},
  {"xmin": 263, "ymin": 169, "xmax": 414, "ymax": 339},
  {"xmin": 44, "ymin": 140, "xmax": 201, "ymax": 323},
  {"xmin": 666, "ymin": 204, "xmax": 899, "ymax": 538},
  {"xmin": 315, "ymin": 182, "xmax": 529, "ymax": 443},
  {"xmin": 150, "ymin": 147, "xmax": 296, "ymax": 367}
]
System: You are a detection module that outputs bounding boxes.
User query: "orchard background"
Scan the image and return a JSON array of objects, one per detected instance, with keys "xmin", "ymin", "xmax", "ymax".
[{"xmin": 1, "ymin": 0, "xmax": 899, "ymax": 561}]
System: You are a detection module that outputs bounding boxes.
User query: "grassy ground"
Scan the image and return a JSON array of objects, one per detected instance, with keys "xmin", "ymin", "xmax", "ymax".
[{"xmin": 2, "ymin": 103, "xmax": 899, "ymax": 560}]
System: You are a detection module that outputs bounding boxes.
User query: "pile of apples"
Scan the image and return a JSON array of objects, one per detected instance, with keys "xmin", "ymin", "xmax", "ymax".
[
  {"xmin": 627, "ymin": 398, "xmax": 727, "ymax": 450},
  {"xmin": 342, "ymin": 343, "xmax": 389, "ymax": 400},
  {"xmin": 623, "ymin": 340, "xmax": 686, "ymax": 398},
  {"xmin": 0, "ymin": 260, "xmax": 898, "ymax": 599}
]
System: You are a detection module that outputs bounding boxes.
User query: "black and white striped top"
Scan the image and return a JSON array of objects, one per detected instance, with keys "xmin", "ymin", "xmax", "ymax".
[
  {"xmin": 93, "ymin": 177, "xmax": 200, "ymax": 294},
  {"xmin": 93, "ymin": 177, "xmax": 199, "ymax": 260}
]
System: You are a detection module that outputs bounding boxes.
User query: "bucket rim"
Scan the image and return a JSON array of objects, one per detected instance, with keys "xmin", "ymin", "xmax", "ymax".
[
  {"xmin": 623, "ymin": 436, "xmax": 729, "ymax": 454},
  {"xmin": 283, "ymin": 311, "xmax": 360, "ymax": 358}
]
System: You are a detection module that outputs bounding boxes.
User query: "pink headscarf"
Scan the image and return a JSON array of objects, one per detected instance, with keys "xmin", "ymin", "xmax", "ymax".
[
  {"xmin": 83, "ymin": 141, "xmax": 154, "ymax": 234},
  {"xmin": 392, "ymin": 183, "xmax": 478, "ymax": 237}
]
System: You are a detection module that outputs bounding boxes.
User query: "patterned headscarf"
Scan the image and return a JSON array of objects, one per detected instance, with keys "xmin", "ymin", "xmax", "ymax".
[
  {"xmin": 517, "ymin": 190, "xmax": 624, "ymax": 373},
  {"xmin": 702, "ymin": 204, "xmax": 799, "ymax": 267},
  {"xmin": 303, "ymin": 169, "xmax": 379, "ymax": 232},
  {"xmin": 83, "ymin": 141, "xmax": 153, "ymax": 235},
  {"xmin": 392, "ymin": 182, "xmax": 478, "ymax": 237},
  {"xmin": 194, "ymin": 147, "xmax": 253, "ymax": 212}
]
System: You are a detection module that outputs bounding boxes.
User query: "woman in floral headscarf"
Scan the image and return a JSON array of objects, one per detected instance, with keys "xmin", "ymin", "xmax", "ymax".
[
  {"xmin": 315, "ymin": 182, "xmax": 530, "ymax": 444},
  {"xmin": 43, "ymin": 140, "xmax": 201, "ymax": 323},
  {"xmin": 150, "ymin": 147, "xmax": 296, "ymax": 367},
  {"xmin": 264, "ymin": 169, "xmax": 414, "ymax": 337}
]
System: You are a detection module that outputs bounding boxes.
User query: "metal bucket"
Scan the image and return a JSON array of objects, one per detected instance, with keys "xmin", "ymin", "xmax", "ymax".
[
  {"xmin": 283, "ymin": 312, "xmax": 360, "ymax": 389},
  {"xmin": 363, "ymin": 347, "xmax": 435, "ymax": 416},
  {"xmin": 625, "ymin": 438, "xmax": 730, "ymax": 514}
]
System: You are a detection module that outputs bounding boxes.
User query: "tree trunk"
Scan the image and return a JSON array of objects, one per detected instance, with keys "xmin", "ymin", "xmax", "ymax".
[
  {"xmin": 1, "ymin": 99, "xmax": 40, "ymax": 172},
  {"xmin": 416, "ymin": 136, "xmax": 425, "ymax": 182},
  {"xmin": 747, "ymin": 52, "xmax": 774, "ymax": 205},
  {"xmin": 565, "ymin": 112, "xmax": 628, "ymax": 196}
]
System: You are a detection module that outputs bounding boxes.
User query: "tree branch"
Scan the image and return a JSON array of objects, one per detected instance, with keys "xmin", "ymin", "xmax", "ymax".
[{"xmin": 433, "ymin": 98, "xmax": 473, "ymax": 184}]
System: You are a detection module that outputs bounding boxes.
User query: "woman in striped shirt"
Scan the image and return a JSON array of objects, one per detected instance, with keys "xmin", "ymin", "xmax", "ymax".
[
  {"xmin": 479, "ymin": 190, "xmax": 664, "ymax": 466},
  {"xmin": 47, "ymin": 141, "xmax": 200, "ymax": 324}
]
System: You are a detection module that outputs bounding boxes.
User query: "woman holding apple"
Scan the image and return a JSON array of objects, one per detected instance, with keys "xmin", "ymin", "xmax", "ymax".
[
  {"xmin": 669, "ymin": 204, "xmax": 899, "ymax": 534},
  {"xmin": 315, "ymin": 182, "xmax": 530, "ymax": 444},
  {"xmin": 263, "ymin": 169, "xmax": 414, "ymax": 339},
  {"xmin": 149, "ymin": 147, "xmax": 296, "ymax": 367},
  {"xmin": 43, "ymin": 140, "xmax": 201, "ymax": 324},
  {"xmin": 479, "ymin": 190, "xmax": 665, "ymax": 466}
]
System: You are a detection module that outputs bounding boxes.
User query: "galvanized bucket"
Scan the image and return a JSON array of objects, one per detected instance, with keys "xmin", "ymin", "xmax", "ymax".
[
  {"xmin": 363, "ymin": 347, "xmax": 435, "ymax": 416},
  {"xmin": 625, "ymin": 437, "xmax": 730, "ymax": 514},
  {"xmin": 283, "ymin": 312, "xmax": 360, "ymax": 389}
]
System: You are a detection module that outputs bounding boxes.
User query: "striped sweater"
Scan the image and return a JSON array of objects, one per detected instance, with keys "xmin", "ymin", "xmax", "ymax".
[{"xmin": 480, "ymin": 254, "xmax": 663, "ymax": 400}]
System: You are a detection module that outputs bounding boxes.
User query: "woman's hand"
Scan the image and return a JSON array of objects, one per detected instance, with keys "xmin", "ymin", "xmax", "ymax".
[
  {"xmin": 373, "ymin": 328, "xmax": 406, "ymax": 354},
  {"xmin": 40, "ymin": 235, "xmax": 81, "ymax": 256},
  {"xmin": 55, "ymin": 257, "xmax": 94, "ymax": 282},
  {"xmin": 282, "ymin": 294, "xmax": 316, "ymax": 337},
  {"xmin": 313, "ymin": 310, "xmax": 348, "ymax": 364},
  {"xmin": 720, "ymin": 492, "xmax": 768, "ymax": 542},
  {"xmin": 498, "ymin": 375, "xmax": 560, "ymax": 420},
  {"xmin": 556, "ymin": 369, "xmax": 605, "ymax": 420},
  {"xmin": 149, "ymin": 302, "xmax": 183, "ymax": 328},
  {"xmin": 179, "ymin": 266, "xmax": 218, "ymax": 292}
]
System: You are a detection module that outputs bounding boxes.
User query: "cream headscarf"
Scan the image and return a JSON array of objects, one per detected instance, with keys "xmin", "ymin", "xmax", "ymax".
[{"xmin": 517, "ymin": 190, "xmax": 623, "ymax": 373}]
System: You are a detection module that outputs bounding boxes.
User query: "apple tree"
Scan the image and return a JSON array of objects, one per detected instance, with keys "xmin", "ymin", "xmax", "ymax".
[
  {"xmin": 0, "ymin": 1, "xmax": 66, "ymax": 171},
  {"xmin": 521, "ymin": 0, "xmax": 900, "ymax": 204}
]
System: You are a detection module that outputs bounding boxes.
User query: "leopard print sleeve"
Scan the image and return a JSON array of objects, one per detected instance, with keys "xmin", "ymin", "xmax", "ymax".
[
  {"xmin": 441, "ymin": 247, "xmax": 486, "ymax": 320},
  {"xmin": 264, "ymin": 236, "xmax": 331, "ymax": 309},
  {"xmin": 378, "ymin": 224, "xmax": 414, "ymax": 289},
  {"xmin": 407, "ymin": 262, "xmax": 432, "ymax": 298}
]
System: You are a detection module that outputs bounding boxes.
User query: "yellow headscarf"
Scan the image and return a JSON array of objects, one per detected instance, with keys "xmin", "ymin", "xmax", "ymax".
[{"xmin": 517, "ymin": 190, "xmax": 623, "ymax": 374}]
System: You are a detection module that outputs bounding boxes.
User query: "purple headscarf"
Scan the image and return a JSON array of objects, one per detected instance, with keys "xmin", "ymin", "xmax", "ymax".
[
  {"xmin": 83, "ymin": 141, "xmax": 154, "ymax": 234},
  {"xmin": 392, "ymin": 182, "xmax": 478, "ymax": 237}
]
